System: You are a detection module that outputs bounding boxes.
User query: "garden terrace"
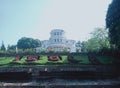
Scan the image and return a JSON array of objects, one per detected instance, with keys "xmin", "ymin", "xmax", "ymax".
[
  {"xmin": 0, "ymin": 54, "xmax": 120, "ymax": 87},
  {"xmin": 0, "ymin": 53, "xmax": 118, "ymax": 66}
]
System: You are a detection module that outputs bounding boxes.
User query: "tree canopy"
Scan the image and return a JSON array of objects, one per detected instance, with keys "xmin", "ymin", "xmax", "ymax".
[
  {"xmin": 106, "ymin": 0, "xmax": 120, "ymax": 49},
  {"xmin": 7, "ymin": 45, "xmax": 16, "ymax": 50},
  {"xmin": 81, "ymin": 28, "xmax": 110, "ymax": 52},
  {"xmin": 17, "ymin": 37, "xmax": 41, "ymax": 50},
  {"xmin": 0, "ymin": 41, "xmax": 6, "ymax": 51},
  {"xmin": 75, "ymin": 41, "xmax": 82, "ymax": 52}
]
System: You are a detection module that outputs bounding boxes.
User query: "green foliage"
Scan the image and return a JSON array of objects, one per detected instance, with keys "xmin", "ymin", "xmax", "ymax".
[
  {"xmin": 7, "ymin": 45, "xmax": 16, "ymax": 50},
  {"xmin": 74, "ymin": 55, "xmax": 90, "ymax": 64},
  {"xmin": 17, "ymin": 37, "xmax": 41, "ymax": 50},
  {"xmin": 81, "ymin": 28, "xmax": 110, "ymax": 52},
  {"xmin": 92, "ymin": 28, "xmax": 110, "ymax": 47},
  {"xmin": 0, "ymin": 41, "xmax": 6, "ymax": 51},
  {"xmin": 85, "ymin": 38, "xmax": 100, "ymax": 52},
  {"xmin": 24, "ymin": 48, "xmax": 36, "ymax": 53},
  {"xmin": 7, "ymin": 45, "xmax": 16, "ymax": 54},
  {"xmin": 62, "ymin": 48, "xmax": 70, "ymax": 53},
  {"xmin": 106, "ymin": 0, "xmax": 120, "ymax": 49},
  {"xmin": 75, "ymin": 41, "xmax": 81, "ymax": 52},
  {"xmin": 81, "ymin": 41, "xmax": 87, "ymax": 53},
  {"xmin": 97, "ymin": 56, "xmax": 114, "ymax": 64},
  {"xmin": 0, "ymin": 57, "xmax": 14, "ymax": 66}
]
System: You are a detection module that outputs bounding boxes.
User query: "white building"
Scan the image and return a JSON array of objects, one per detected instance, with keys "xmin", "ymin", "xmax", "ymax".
[{"xmin": 36, "ymin": 29, "xmax": 76, "ymax": 52}]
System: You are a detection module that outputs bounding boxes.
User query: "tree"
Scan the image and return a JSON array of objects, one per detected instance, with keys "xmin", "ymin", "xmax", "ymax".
[
  {"xmin": 75, "ymin": 41, "xmax": 81, "ymax": 52},
  {"xmin": 106, "ymin": 0, "xmax": 120, "ymax": 49},
  {"xmin": 81, "ymin": 28, "xmax": 110, "ymax": 52},
  {"xmin": 81, "ymin": 41, "xmax": 87, "ymax": 52},
  {"xmin": 7, "ymin": 45, "xmax": 16, "ymax": 50},
  {"xmin": 7, "ymin": 45, "xmax": 17, "ymax": 53},
  {"xmin": 90, "ymin": 28, "xmax": 110, "ymax": 49},
  {"xmin": 1, "ymin": 41, "xmax": 6, "ymax": 51},
  {"xmin": 17, "ymin": 37, "xmax": 41, "ymax": 50}
]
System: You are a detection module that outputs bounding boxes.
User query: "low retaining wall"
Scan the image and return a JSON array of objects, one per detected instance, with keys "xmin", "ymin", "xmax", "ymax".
[
  {"xmin": 0, "ymin": 65, "xmax": 120, "ymax": 88},
  {"xmin": 0, "ymin": 65, "xmax": 118, "ymax": 73}
]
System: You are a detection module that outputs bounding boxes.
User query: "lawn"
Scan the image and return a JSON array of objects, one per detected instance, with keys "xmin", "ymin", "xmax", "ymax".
[
  {"xmin": 0, "ymin": 55, "xmax": 115, "ymax": 67},
  {"xmin": 97, "ymin": 56, "xmax": 114, "ymax": 64},
  {"xmin": 74, "ymin": 55, "xmax": 90, "ymax": 64}
]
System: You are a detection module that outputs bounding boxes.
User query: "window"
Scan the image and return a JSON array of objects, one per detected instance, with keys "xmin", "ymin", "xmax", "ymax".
[
  {"xmin": 54, "ymin": 32, "xmax": 56, "ymax": 35},
  {"xmin": 60, "ymin": 39, "xmax": 62, "ymax": 42},
  {"xmin": 57, "ymin": 39, "xmax": 59, "ymax": 42},
  {"xmin": 59, "ymin": 32, "xmax": 61, "ymax": 35}
]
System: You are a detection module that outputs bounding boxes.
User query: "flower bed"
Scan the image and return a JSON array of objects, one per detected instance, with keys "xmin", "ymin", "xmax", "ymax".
[
  {"xmin": 26, "ymin": 56, "xmax": 40, "ymax": 62},
  {"xmin": 13, "ymin": 56, "xmax": 23, "ymax": 61},
  {"xmin": 48, "ymin": 56, "xmax": 62, "ymax": 61}
]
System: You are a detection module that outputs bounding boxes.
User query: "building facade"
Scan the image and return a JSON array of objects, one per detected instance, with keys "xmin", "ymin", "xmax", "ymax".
[{"xmin": 36, "ymin": 29, "xmax": 76, "ymax": 52}]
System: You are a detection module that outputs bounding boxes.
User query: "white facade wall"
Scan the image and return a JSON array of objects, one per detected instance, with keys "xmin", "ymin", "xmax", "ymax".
[
  {"xmin": 66, "ymin": 40, "xmax": 76, "ymax": 52},
  {"xmin": 37, "ymin": 29, "xmax": 76, "ymax": 52},
  {"xmin": 41, "ymin": 40, "xmax": 49, "ymax": 49}
]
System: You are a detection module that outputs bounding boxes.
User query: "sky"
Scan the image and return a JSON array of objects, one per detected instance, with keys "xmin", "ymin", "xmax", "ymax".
[{"xmin": 0, "ymin": 0, "xmax": 112, "ymax": 47}]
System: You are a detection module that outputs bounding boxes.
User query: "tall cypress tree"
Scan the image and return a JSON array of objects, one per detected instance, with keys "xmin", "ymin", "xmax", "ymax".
[
  {"xmin": 106, "ymin": 0, "xmax": 120, "ymax": 49},
  {"xmin": 1, "ymin": 41, "xmax": 6, "ymax": 51}
]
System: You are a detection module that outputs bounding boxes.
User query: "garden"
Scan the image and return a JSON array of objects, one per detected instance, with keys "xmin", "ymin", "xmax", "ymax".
[{"xmin": 0, "ymin": 54, "xmax": 115, "ymax": 67}]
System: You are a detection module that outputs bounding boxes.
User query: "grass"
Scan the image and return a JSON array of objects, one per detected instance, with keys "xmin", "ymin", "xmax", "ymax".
[
  {"xmin": 0, "ymin": 55, "xmax": 115, "ymax": 67},
  {"xmin": 74, "ymin": 55, "xmax": 90, "ymax": 64},
  {"xmin": 97, "ymin": 56, "xmax": 114, "ymax": 64},
  {"xmin": 0, "ymin": 57, "xmax": 14, "ymax": 66}
]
